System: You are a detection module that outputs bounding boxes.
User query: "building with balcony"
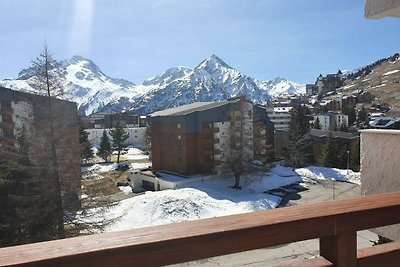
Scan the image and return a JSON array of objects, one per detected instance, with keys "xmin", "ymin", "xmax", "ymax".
[
  {"xmin": 265, "ymin": 106, "xmax": 293, "ymax": 130},
  {"xmin": 148, "ymin": 97, "xmax": 274, "ymax": 176},
  {"xmin": 81, "ymin": 110, "xmax": 144, "ymax": 129}
]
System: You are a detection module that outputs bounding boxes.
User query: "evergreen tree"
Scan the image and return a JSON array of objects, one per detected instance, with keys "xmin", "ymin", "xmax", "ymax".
[
  {"xmin": 339, "ymin": 123, "xmax": 348, "ymax": 132},
  {"xmin": 284, "ymin": 105, "xmax": 314, "ymax": 169},
  {"xmin": 343, "ymin": 107, "xmax": 356, "ymax": 126},
  {"xmin": 314, "ymin": 117, "xmax": 321, "ymax": 129},
  {"xmin": 110, "ymin": 120, "xmax": 130, "ymax": 163},
  {"xmin": 318, "ymin": 131, "xmax": 336, "ymax": 167},
  {"xmin": 357, "ymin": 106, "xmax": 369, "ymax": 128},
  {"xmin": 0, "ymin": 147, "xmax": 58, "ymax": 247},
  {"xmin": 351, "ymin": 140, "xmax": 361, "ymax": 169},
  {"xmin": 336, "ymin": 145, "xmax": 349, "ymax": 169},
  {"xmin": 79, "ymin": 125, "xmax": 93, "ymax": 164},
  {"xmin": 98, "ymin": 130, "xmax": 112, "ymax": 163}
]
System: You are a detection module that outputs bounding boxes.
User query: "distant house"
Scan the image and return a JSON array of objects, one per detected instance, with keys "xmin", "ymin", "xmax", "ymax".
[
  {"xmin": 306, "ymin": 71, "xmax": 344, "ymax": 96},
  {"xmin": 0, "ymin": 86, "xmax": 81, "ymax": 209},
  {"xmin": 85, "ymin": 127, "xmax": 147, "ymax": 147},
  {"xmin": 319, "ymin": 94, "xmax": 357, "ymax": 112},
  {"xmin": 310, "ymin": 129, "xmax": 359, "ymax": 164},
  {"xmin": 82, "ymin": 110, "xmax": 144, "ymax": 129},
  {"xmin": 148, "ymin": 97, "xmax": 275, "ymax": 176},
  {"xmin": 314, "ymin": 111, "xmax": 348, "ymax": 131}
]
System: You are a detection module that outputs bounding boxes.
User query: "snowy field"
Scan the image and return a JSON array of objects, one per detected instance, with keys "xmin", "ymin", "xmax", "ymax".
[
  {"xmin": 89, "ymin": 165, "xmax": 360, "ymax": 232},
  {"xmin": 81, "ymin": 147, "xmax": 151, "ymax": 179}
]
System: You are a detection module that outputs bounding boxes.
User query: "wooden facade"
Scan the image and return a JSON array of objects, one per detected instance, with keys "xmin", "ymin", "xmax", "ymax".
[{"xmin": 149, "ymin": 99, "xmax": 274, "ymax": 176}]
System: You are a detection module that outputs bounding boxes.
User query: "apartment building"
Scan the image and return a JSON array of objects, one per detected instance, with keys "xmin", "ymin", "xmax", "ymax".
[
  {"xmin": 265, "ymin": 106, "xmax": 293, "ymax": 130},
  {"xmin": 149, "ymin": 97, "xmax": 274, "ymax": 176},
  {"xmin": 81, "ymin": 110, "xmax": 145, "ymax": 129},
  {"xmin": 86, "ymin": 127, "xmax": 147, "ymax": 147},
  {"xmin": 314, "ymin": 111, "xmax": 348, "ymax": 131},
  {"xmin": 0, "ymin": 86, "xmax": 81, "ymax": 209}
]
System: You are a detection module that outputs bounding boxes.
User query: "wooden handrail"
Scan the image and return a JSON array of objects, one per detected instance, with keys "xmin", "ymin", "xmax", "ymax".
[{"xmin": 0, "ymin": 192, "xmax": 400, "ymax": 267}]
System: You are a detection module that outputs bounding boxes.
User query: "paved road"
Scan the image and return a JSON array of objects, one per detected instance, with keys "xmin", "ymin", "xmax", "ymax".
[{"xmin": 171, "ymin": 180, "xmax": 377, "ymax": 267}]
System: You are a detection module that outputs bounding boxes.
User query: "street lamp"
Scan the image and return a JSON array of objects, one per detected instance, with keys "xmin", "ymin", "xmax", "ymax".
[{"xmin": 332, "ymin": 178, "xmax": 335, "ymax": 200}]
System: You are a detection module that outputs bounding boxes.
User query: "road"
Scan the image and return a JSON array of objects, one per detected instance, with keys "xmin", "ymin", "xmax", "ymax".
[{"xmin": 171, "ymin": 180, "xmax": 378, "ymax": 267}]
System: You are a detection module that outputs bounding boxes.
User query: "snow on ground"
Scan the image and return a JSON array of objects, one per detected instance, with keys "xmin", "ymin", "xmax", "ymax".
[
  {"xmin": 383, "ymin": 69, "xmax": 400, "ymax": 76},
  {"xmin": 118, "ymin": 186, "xmax": 133, "ymax": 195},
  {"xmin": 104, "ymin": 186, "xmax": 281, "ymax": 232},
  {"xmin": 125, "ymin": 147, "xmax": 149, "ymax": 161},
  {"xmin": 296, "ymin": 166, "xmax": 360, "ymax": 185},
  {"xmin": 81, "ymin": 163, "xmax": 117, "ymax": 173},
  {"xmin": 131, "ymin": 162, "xmax": 152, "ymax": 169},
  {"xmin": 86, "ymin": 165, "xmax": 360, "ymax": 232}
]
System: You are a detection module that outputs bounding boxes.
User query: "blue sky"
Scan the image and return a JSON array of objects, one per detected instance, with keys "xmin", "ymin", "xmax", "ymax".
[{"xmin": 0, "ymin": 0, "xmax": 399, "ymax": 84}]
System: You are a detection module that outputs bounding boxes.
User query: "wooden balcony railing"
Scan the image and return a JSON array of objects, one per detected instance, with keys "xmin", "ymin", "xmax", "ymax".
[{"xmin": 1, "ymin": 192, "xmax": 400, "ymax": 267}]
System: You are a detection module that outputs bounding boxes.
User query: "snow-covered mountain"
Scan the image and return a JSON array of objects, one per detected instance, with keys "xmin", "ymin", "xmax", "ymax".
[{"xmin": 0, "ymin": 55, "xmax": 305, "ymax": 116}]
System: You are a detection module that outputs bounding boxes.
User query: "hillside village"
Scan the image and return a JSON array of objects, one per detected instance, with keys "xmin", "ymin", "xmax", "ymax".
[{"xmin": 2, "ymin": 1, "xmax": 400, "ymax": 266}]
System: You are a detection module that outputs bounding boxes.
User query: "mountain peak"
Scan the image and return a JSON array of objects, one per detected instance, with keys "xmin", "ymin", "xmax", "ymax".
[
  {"xmin": 197, "ymin": 54, "xmax": 232, "ymax": 70},
  {"xmin": 63, "ymin": 55, "xmax": 105, "ymax": 77},
  {"xmin": 71, "ymin": 55, "xmax": 90, "ymax": 62}
]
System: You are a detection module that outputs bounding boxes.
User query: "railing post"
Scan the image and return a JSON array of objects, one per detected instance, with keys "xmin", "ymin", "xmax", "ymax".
[{"xmin": 320, "ymin": 231, "xmax": 357, "ymax": 266}]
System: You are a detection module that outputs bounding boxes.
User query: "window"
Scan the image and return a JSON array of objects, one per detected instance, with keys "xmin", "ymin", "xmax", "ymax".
[
  {"xmin": 178, "ymin": 135, "xmax": 181, "ymax": 140},
  {"xmin": 177, "ymin": 124, "xmax": 181, "ymax": 129}
]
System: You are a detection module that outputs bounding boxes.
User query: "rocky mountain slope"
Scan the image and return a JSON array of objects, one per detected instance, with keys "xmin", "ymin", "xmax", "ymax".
[
  {"xmin": 334, "ymin": 53, "xmax": 400, "ymax": 114},
  {"xmin": 1, "ymin": 55, "xmax": 305, "ymax": 116}
]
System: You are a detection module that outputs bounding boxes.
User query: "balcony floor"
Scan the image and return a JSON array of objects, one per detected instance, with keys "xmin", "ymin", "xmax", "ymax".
[
  {"xmin": 170, "ymin": 230, "xmax": 378, "ymax": 266},
  {"xmin": 171, "ymin": 178, "xmax": 365, "ymax": 266}
]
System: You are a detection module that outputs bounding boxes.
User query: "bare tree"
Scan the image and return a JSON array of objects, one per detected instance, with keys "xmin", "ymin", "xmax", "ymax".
[
  {"xmin": 229, "ymin": 98, "xmax": 245, "ymax": 189},
  {"xmin": 29, "ymin": 45, "xmax": 65, "ymax": 238}
]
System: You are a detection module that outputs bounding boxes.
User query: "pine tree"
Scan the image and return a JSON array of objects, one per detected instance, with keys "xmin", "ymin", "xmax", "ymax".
[
  {"xmin": 357, "ymin": 106, "xmax": 369, "ymax": 128},
  {"xmin": 284, "ymin": 105, "xmax": 314, "ymax": 169},
  {"xmin": 343, "ymin": 107, "xmax": 356, "ymax": 126},
  {"xmin": 351, "ymin": 139, "xmax": 360, "ymax": 169},
  {"xmin": 339, "ymin": 123, "xmax": 348, "ymax": 132},
  {"xmin": 318, "ymin": 131, "xmax": 336, "ymax": 167},
  {"xmin": 314, "ymin": 117, "xmax": 321, "ymax": 129},
  {"xmin": 98, "ymin": 130, "xmax": 112, "ymax": 163},
  {"xmin": 79, "ymin": 125, "xmax": 93, "ymax": 164},
  {"xmin": 110, "ymin": 120, "xmax": 129, "ymax": 163},
  {"xmin": 0, "ymin": 146, "xmax": 58, "ymax": 247}
]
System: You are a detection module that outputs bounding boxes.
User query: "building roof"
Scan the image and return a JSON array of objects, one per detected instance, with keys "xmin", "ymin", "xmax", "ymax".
[
  {"xmin": 369, "ymin": 117, "xmax": 400, "ymax": 128},
  {"xmin": 310, "ymin": 129, "xmax": 359, "ymax": 140},
  {"xmin": 365, "ymin": 0, "xmax": 400, "ymax": 19},
  {"xmin": 149, "ymin": 101, "xmax": 231, "ymax": 117}
]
